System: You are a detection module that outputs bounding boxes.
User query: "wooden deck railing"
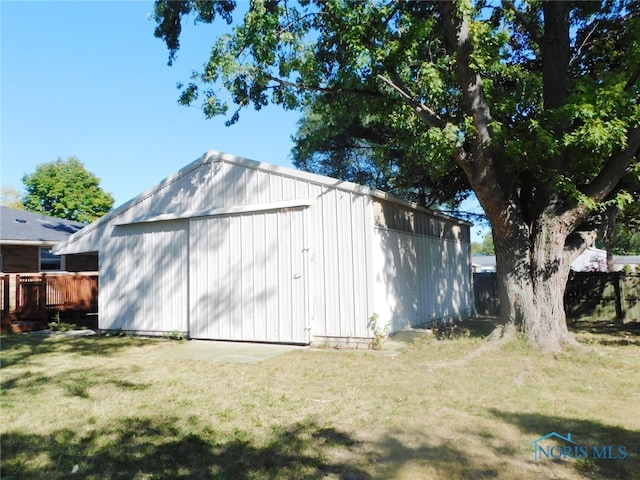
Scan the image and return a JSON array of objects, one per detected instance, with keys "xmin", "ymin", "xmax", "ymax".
[{"xmin": 1, "ymin": 273, "xmax": 98, "ymax": 331}]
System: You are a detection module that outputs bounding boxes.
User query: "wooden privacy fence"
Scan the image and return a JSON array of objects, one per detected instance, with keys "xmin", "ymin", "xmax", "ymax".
[
  {"xmin": 1, "ymin": 273, "xmax": 98, "ymax": 330},
  {"xmin": 473, "ymin": 273, "xmax": 500, "ymax": 317},
  {"xmin": 565, "ymin": 272, "xmax": 640, "ymax": 321},
  {"xmin": 474, "ymin": 272, "xmax": 640, "ymax": 322}
]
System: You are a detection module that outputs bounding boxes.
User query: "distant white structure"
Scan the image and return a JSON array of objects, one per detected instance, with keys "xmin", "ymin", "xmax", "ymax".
[
  {"xmin": 570, "ymin": 247, "xmax": 608, "ymax": 272},
  {"xmin": 473, "ymin": 247, "xmax": 639, "ymax": 273},
  {"xmin": 570, "ymin": 247, "xmax": 640, "ymax": 272},
  {"xmin": 55, "ymin": 150, "xmax": 475, "ymax": 345},
  {"xmin": 471, "ymin": 255, "xmax": 496, "ymax": 273}
]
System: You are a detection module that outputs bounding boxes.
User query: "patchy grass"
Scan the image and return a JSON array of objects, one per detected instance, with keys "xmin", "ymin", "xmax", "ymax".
[{"xmin": 1, "ymin": 319, "xmax": 639, "ymax": 479}]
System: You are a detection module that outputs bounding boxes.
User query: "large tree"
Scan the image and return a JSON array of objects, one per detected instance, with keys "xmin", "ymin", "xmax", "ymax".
[
  {"xmin": 472, "ymin": 232, "xmax": 496, "ymax": 256},
  {"xmin": 22, "ymin": 157, "xmax": 114, "ymax": 223},
  {"xmin": 153, "ymin": 0, "xmax": 640, "ymax": 350}
]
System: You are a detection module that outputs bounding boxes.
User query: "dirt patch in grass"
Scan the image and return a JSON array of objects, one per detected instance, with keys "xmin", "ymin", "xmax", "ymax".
[{"xmin": 2, "ymin": 320, "xmax": 639, "ymax": 479}]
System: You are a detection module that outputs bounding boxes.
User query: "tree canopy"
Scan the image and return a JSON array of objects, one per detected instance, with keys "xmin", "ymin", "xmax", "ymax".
[
  {"xmin": 0, "ymin": 186, "xmax": 25, "ymax": 210},
  {"xmin": 154, "ymin": 0, "xmax": 640, "ymax": 350},
  {"xmin": 472, "ymin": 233, "xmax": 496, "ymax": 256},
  {"xmin": 22, "ymin": 157, "xmax": 114, "ymax": 223}
]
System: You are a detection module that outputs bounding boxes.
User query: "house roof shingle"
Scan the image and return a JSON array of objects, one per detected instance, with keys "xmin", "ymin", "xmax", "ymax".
[{"xmin": 0, "ymin": 206, "xmax": 86, "ymax": 243}]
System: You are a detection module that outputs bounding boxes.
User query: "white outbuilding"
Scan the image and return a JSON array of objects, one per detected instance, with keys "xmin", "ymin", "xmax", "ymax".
[{"xmin": 55, "ymin": 151, "xmax": 474, "ymax": 345}]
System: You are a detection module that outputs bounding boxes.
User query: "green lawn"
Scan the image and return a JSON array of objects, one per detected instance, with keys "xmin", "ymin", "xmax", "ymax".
[{"xmin": 1, "ymin": 319, "xmax": 639, "ymax": 479}]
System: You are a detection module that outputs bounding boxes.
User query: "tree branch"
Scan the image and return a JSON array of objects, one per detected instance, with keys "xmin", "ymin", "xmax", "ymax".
[
  {"xmin": 264, "ymin": 73, "xmax": 381, "ymax": 98},
  {"xmin": 440, "ymin": 2, "xmax": 519, "ymax": 239},
  {"xmin": 376, "ymin": 71, "xmax": 447, "ymax": 129},
  {"xmin": 277, "ymin": 11, "xmax": 324, "ymax": 36},
  {"xmin": 569, "ymin": 20, "xmax": 600, "ymax": 67},
  {"xmin": 564, "ymin": 229, "xmax": 598, "ymax": 264},
  {"xmin": 625, "ymin": 64, "xmax": 640, "ymax": 92},
  {"xmin": 559, "ymin": 127, "xmax": 640, "ymax": 232},
  {"xmin": 441, "ymin": 6, "xmax": 493, "ymax": 156},
  {"xmin": 502, "ymin": 0, "xmax": 542, "ymax": 44},
  {"xmin": 582, "ymin": 127, "xmax": 640, "ymax": 203},
  {"xmin": 378, "ymin": 3, "xmax": 401, "ymax": 32}
]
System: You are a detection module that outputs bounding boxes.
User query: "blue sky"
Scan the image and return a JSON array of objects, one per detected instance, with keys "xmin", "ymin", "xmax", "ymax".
[
  {"xmin": 2, "ymin": 1, "xmax": 488, "ymax": 240},
  {"xmin": 2, "ymin": 1, "xmax": 299, "ymax": 202}
]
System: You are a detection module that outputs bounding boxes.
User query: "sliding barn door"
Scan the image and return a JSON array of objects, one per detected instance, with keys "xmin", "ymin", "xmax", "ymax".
[{"xmin": 189, "ymin": 208, "xmax": 310, "ymax": 344}]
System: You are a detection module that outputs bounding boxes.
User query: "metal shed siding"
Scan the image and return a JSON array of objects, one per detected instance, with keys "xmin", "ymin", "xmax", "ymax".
[
  {"xmin": 99, "ymin": 220, "xmax": 188, "ymax": 333},
  {"xmin": 307, "ymin": 188, "xmax": 372, "ymax": 339},
  {"xmin": 92, "ymin": 156, "xmax": 371, "ymax": 342},
  {"xmin": 188, "ymin": 208, "xmax": 310, "ymax": 343},
  {"xmin": 55, "ymin": 151, "xmax": 471, "ymax": 342},
  {"xmin": 372, "ymin": 199, "xmax": 473, "ymax": 332},
  {"xmin": 202, "ymin": 161, "xmax": 372, "ymax": 340}
]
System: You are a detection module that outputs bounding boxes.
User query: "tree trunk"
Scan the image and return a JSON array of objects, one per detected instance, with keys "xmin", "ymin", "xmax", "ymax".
[{"xmin": 493, "ymin": 216, "xmax": 579, "ymax": 352}]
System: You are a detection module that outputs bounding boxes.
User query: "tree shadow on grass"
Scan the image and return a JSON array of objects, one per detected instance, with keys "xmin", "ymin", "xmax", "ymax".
[
  {"xmin": 415, "ymin": 315, "xmax": 640, "ymax": 347},
  {"xmin": 488, "ymin": 409, "xmax": 640, "ymax": 479},
  {"xmin": 0, "ymin": 333, "xmax": 160, "ymax": 369},
  {"xmin": 569, "ymin": 319, "xmax": 640, "ymax": 347},
  {"xmin": 1, "ymin": 416, "xmax": 513, "ymax": 480},
  {"xmin": 7, "ymin": 412, "xmax": 614, "ymax": 479},
  {"xmin": 1, "ymin": 366, "xmax": 150, "ymax": 398},
  {"xmin": 0, "ymin": 417, "xmax": 371, "ymax": 480},
  {"xmin": 366, "ymin": 433, "xmax": 500, "ymax": 479}
]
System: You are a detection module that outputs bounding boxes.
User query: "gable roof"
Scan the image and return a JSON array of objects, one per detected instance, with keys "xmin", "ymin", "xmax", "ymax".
[
  {"xmin": 54, "ymin": 150, "xmax": 471, "ymax": 255},
  {"xmin": 0, "ymin": 206, "xmax": 86, "ymax": 245}
]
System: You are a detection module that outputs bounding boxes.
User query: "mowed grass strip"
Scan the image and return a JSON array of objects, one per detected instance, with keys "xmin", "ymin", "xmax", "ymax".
[{"xmin": 1, "ymin": 319, "xmax": 639, "ymax": 479}]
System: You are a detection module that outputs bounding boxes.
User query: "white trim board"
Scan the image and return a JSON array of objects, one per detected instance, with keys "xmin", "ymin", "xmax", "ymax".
[{"xmin": 115, "ymin": 198, "xmax": 314, "ymax": 226}]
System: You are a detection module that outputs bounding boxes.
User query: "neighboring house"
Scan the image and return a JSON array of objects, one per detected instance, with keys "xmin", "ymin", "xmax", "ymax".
[
  {"xmin": 472, "ymin": 255, "xmax": 496, "ymax": 273},
  {"xmin": 0, "ymin": 206, "xmax": 97, "ymax": 273},
  {"xmin": 55, "ymin": 150, "xmax": 475, "ymax": 345},
  {"xmin": 570, "ymin": 246, "xmax": 607, "ymax": 272},
  {"xmin": 473, "ymin": 248, "xmax": 639, "ymax": 273},
  {"xmin": 568, "ymin": 248, "xmax": 640, "ymax": 272}
]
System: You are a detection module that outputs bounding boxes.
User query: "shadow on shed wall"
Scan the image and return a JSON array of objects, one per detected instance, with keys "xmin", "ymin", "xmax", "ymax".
[{"xmin": 374, "ymin": 201, "xmax": 473, "ymax": 332}]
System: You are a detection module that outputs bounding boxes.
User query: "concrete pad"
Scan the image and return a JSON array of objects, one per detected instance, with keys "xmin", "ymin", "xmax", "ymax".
[{"xmin": 159, "ymin": 340, "xmax": 306, "ymax": 363}]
